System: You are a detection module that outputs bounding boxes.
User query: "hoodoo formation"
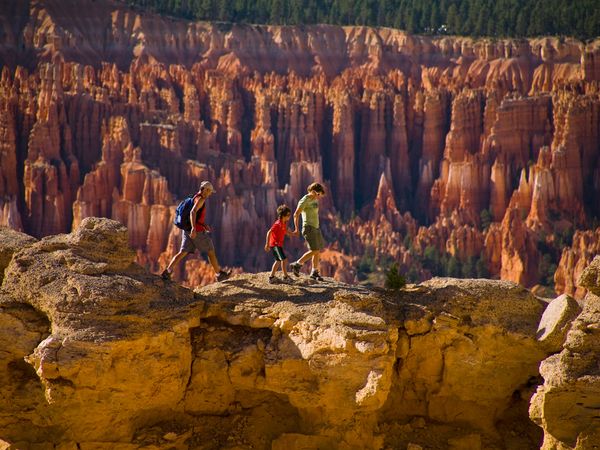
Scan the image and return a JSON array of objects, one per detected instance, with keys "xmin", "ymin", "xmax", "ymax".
[
  {"xmin": 2, "ymin": 1, "xmax": 600, "ymax": 448},
  {"xmin": 2, "ymin": 217, "xmax": 600, "ymax": 449},
  {"xmin": 0, "ymin": 0, "xmax": 599, "ymax": 292}
]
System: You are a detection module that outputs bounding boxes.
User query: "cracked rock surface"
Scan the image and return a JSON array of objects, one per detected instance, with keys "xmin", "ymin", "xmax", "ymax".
[{"xmin": 1, "ymin": 218, "xmax": 551, "ymax": 449}]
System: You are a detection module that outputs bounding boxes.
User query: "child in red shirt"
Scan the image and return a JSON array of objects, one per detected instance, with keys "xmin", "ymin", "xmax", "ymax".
[{"xmin": 264, "ymin": 205, "xmax": 296, "ymax": 283}]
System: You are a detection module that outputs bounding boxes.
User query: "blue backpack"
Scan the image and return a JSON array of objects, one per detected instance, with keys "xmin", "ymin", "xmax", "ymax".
[{"xmin": 174, "ymin": 195, "xmax": 197, "ymax": 231}]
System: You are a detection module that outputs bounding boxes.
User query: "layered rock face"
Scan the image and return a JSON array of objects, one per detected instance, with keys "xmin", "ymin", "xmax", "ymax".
[
  {"xmin": 530, "ymin": 256, "xmax": 600, "ymax": 449},
  {"xmin": 0, "ymin": 219, "xmax": 550, "ymax": 449},
  {"xmin": 0, "ymin": 0, "xmax": 599, "ymax": 294}
]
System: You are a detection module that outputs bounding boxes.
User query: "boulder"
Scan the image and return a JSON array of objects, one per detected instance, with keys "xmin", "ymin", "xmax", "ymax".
[{"xmin": 536, "ymin": 294, "xmax": 582, "ymax": 352}]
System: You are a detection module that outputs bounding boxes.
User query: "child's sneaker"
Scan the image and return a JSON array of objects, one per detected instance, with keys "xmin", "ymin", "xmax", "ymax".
[
  {"xmin": 216, "ymin": 270, "xmax": 231, "ymax": 282},
  {"xmin": 310, "ymin": 271, "xmax": 324, "ymax": 281},
  {"xmin": 290, "ymin": 262, "xmax": 301, "ymax": 277},
  {"xmin": 161, "ymin": 269, "xmax": 171, "ymax": 281},
  {"xmin": 268, "ymin": 275, "xmax": 278, "ymax": 284}
]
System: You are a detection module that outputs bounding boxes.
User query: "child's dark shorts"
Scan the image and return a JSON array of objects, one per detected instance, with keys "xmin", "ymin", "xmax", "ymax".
[
  {"xmin": 271, "ymin": 246, "xmax": 286, "ymax": 261},
  {"xmin": 181, "ymin": 230, "xmax": 214, "ymax": 254}
]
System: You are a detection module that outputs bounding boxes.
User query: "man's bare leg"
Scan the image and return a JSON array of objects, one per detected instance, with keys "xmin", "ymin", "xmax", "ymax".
[
  {"xmin": 297, "ymin": 250, "xmax": 316, "ymax": 265},
  {"xmin": 207, "ymin": 249, "xmax": 222, "ymax": 274},
  {"xmin": 311, "ymin": 251, "xmax": 321, "ymax": 273},
  {"xmin": 162, "ymin": 251, "xmax": 189, "ymax": 279},
  {"xmin": 290, "ymin": 250, "xmax": 316, "ymax": 276}
]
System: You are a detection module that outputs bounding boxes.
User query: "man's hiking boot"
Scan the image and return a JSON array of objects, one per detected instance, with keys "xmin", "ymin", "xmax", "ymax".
[
  {"xmin": 290, "ymin": 262, "xmax": 301, "ymax": 277},
  {"xmin": 161, "ymin": 269, "xmax": 171, "ymax": 281},
  {"xmin": 216, "ymin": 270, "xmax": 231, "ymax": 282},
  {"xmin": 310, "ymin": 271, "xmax": 324, "ymax": 281}
]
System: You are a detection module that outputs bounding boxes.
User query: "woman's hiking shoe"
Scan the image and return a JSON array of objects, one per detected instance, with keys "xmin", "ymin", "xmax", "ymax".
[
  {"xmin": 268, "ymin": 275, "xmax": 278, "ymax": 284},
  {"xmin": 282, "ymin": 275, "xmax": 294, "ymax": 283},
  {"xmin": 310, "ymin": 271, "xmax": 324, "ymax": 281},
  {"xmin": 290, "ymin": 262, "xmax": 302, "ymax": 276},
  {"xmin": 216, "ymin": 270, "xmax": 231, "ymax": 282},
  {"xmin": 161, "ymin": 270, "xmax": 171, "ymax": 281}
]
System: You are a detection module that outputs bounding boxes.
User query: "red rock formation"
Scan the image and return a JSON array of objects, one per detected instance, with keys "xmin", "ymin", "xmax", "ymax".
[
  {"xmin": 489, "ymin": 154, "xmax": 510, "ymax": 222},
  {"xmin": 0, "ymin": 72, "xmax": 22, "ymax": 230},
  {"xmin": 415, "ymin": 89, "xmax": 449, "ymax": 216},
  {"xmin": 319, "ymin": 249, "xmax": 358, "ymax": 283},
  {"xmin": 388, "ymin": 93, "xmax": 411, "ymax": 207},
  {"xmin": 431, "ymin": 89, "xmax": 486, "ymax": 225},
  {"xmin": 554, "ymin": 228, "xmax": 600, "ymax": 299},
  {"xmin": 550, "ymin": 91, "xmax": 599, "ymax": 223},
  {"xmin": 330, "ymin": 88, "xmax": 355, "ymax": 216},
  {"xmin": 500, "ymin": 207, "xmax": 540, "ymax": 286},
  {"xmin": 485, "ymin": 95, "xmax": 552, "ymax": 169},
  {"xmin": 72, "ymin": 116, "xmax": 131, "ymax": 229},
  {"xmin": 582, "ymin": 40, "xmax": 600, "ymax": 82},
  {"xmin": 23, "ymin": 61, "xmax": 80, "ymax": 237},
  {"xmin": 446, "ymin": 225, "xmax": 485, "ymax": 261},
  {"xmin": 0, "ymin": 0, "xmax": 599, "ymax": 295},
  {"xmin": 358, "ymin": 87, "xmax": 387, "ymax": 204}
]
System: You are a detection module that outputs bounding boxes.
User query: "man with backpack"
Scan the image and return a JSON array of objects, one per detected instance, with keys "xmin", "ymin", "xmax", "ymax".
[{"xmin": 161, "ymin": 181, "xmax": 231, "ymax": 283}]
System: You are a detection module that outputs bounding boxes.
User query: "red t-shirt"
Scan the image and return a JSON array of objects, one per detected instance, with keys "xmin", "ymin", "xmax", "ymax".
[
  {"xmin": 268, "ymin": 219, "xmax": 286, "ymax": 247},
  {"xmin": 193, "ymin": 194, "xmax": 209, "ymax": 232}
]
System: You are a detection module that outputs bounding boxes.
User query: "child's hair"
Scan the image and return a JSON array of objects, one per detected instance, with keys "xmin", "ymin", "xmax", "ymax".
[
  {"xmin": 277, "ymin": 204, "xmax": 292, "ymax": 218},
  {"xmin": 307, "ymin": 182, "xmax": 325, "ymax": 194}
]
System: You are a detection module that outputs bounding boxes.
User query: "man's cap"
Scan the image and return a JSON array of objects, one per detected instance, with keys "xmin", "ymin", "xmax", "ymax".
[{"xmin": 200, "ymin": 181, "xmax": 216, "ymax": 193}]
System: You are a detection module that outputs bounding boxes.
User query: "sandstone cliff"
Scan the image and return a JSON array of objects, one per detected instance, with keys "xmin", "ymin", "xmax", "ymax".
[
  {"xmin": 0, "ymin": 0, "xmax": 599, "ymax": 295},
  {"xmin": 0, "ymin": 218, "xmax": 554, "ymax": 449},
  {"xmin": 530, "ymin": 256, "xmax": 600, "ymax": 449}
]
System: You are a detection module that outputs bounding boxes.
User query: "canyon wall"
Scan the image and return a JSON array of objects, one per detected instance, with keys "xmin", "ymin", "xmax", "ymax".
[
  {"xmin": 0, "ymin": 218, "xmax": 550, "ymax": 449},
  {"xmin": 3, "ymin": 219, "xmax": 600, "ymax": 449},
  {"xmin": 0, "ymin": 0, "xmax": 599, "ymax": 293}
]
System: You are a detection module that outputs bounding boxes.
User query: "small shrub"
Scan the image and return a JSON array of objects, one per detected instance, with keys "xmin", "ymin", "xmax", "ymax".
[
  {"xmin": 480, "ymin": 208, "xmax": 492, "ymax": 231},
  {"xmin": 385, "ymin": 263, "xmax": 406, "ymax": 290}
]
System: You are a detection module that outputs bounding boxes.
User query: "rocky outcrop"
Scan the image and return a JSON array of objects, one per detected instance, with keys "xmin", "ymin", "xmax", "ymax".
[
  {"xmin": 0, "ymin": 218, "xmax": 550, "ymax": 449},
  {"xmin": 0, "ymin": 227, "xmax": 36, "ymax": 283},
  {"xmin": 0, "ymin": 0, "xmax": 599, "ymax": 295},
  {"xmin": 530, "ymin": 256, "xmax": 600, "ymax": 449},
  {"xmin": 579, "ymin": 257, "xmax": 600, "ymax": 296}
]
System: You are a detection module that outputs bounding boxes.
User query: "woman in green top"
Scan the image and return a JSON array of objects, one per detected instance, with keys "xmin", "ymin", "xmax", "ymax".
[{"xmin": 290, "ymin": 182, "xmax": 326, "ymax": 281}]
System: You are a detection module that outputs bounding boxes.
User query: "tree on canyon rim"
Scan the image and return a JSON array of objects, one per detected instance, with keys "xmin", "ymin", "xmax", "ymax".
[{"xmin": 126, "ymin": 0, "xmax": 600, "ymax": 40}]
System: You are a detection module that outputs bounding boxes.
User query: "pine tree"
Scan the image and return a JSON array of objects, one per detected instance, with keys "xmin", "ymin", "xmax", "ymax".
[
  {"xmin": 126, "ymin": 0, "xmax": 600, "ymax": 41},
  {"xmin": 475, "ymin": 255, "xmax": 489, "ymax": 278},
  {"xmin": 515, "ymin": 11, "xmax": 528, "ymax": 37},
  {"xmin": 446, "ymin": 4, "xmax": 459, "ymax": 34},
  {"xmin": 446, "ymin": 255, "xmax": 461, "ymax": 277},
  {"xmin": 480, "ymin": 208, "xmax": 492, "ymax": 231},
  {"xmin": 429, "ymin": 2, "xmax": 441, "ymax": 33},
  {"xmin": 385, "ymin": 263, "xmax": 406, "ymax": 290},
  {"xmin": 270, "ymin": 0, "xmax": 283, "ymax": 23}
]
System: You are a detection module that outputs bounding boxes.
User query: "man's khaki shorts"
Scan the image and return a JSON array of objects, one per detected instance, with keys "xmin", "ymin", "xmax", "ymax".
[
  {"xmin": 181, "ymin": 231, "xmax": 215, "ymax": 254},
  {"xmin": 302, "ymin": 225, "xmax": 325, "ymax": 251}
]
